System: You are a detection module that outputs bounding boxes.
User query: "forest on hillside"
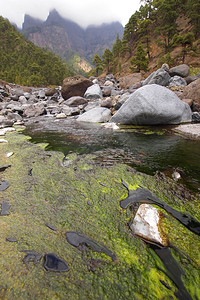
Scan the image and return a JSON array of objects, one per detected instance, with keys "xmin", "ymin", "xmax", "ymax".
[
  {"xmin": 92, "ymin": 0, "xmax": 200, "ymax": 75},
  {"xmin": 0, "ymin": 17, "xmax": 74, "ymax": 86}
]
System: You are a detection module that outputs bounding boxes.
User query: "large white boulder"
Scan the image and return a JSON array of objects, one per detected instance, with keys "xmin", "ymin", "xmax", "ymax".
[{"xmin": 110, "ymin": 84, "xmax": 192, "ymax": 125}]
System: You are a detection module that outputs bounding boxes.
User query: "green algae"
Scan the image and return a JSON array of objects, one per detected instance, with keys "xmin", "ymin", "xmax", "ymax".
[{"xmin": 0, "ymin": 131, "xmax": 199, "ymax": 299}]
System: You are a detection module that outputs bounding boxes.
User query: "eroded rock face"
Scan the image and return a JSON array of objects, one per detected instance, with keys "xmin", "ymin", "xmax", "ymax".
[
  {"xmin": 181, "ymin": 78, "xmax": 200, "ymax": 111},
  {"xmin": 111, "ymin": 84, "xmax": 192, "ymax": 125},
  {"xmin": 142, "ymin": 68, "xmax": 171, "ymax": 86},
  {"xmin": 118, "ymin": 73, "xmax": 142, "ymax": 89},
  {"xmin": 61, "ymin": 76, "xmax": 93, "ymax": 100},
  {"xmin": 130, "ymin": 204, "xmax": 168, "ymax": 246}
]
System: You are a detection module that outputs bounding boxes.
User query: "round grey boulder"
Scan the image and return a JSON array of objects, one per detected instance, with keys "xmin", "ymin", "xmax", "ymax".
[
  {"xmin": 169, "ymin": 76, "xmax": 187, "ymax": 87},
  {"xmin": 84, "ymin": 84, "xmax": 102, "ymax": 100},
  {"xmin": 110, "ymin": 84, "xmax": 192, "ymax": 125},
  {"xmin": 77, "ymin": 107, "xmax": 111, "ymax": 123},
  {"xmin": 169, "ymin": 64, "xmax": 190, "ymax": 78}
]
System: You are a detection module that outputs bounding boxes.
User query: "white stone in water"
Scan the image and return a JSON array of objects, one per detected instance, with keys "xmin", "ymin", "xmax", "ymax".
[
  {"xmin": 130, "ymin": 204, "xmax": 167, "ymax": 246},
  {"xmin": 0, "ymin": 127, "xmax": 15, "ymax": 136},
  {"xmin": 6, "ymin": 152, "xmax": 14, "ymax": 158},
  {"xmin": 3, "ymin": 127, "xmax": 15, "ymax": 133},
  {"xmin": 172, "ymin": 171, "xmax": 181, "ymax": 181},
  {"xmin": 101, "ymin": 122, "xmax": 119, "ymax": 130},
  {"xmin": 56, "ymin": 113, "xmax": 66, "ymax": 119}
]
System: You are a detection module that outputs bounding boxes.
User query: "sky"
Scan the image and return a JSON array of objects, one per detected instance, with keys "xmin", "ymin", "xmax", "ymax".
[{"xmin": 0, "ymin": 0, "xmax": 141, "ymax": 28}]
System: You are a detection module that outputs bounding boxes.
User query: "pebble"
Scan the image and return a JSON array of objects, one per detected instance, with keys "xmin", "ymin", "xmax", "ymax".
[
  {"xmin": 56, "ymin": 113, "xmax": 67, "ymax": 119},
  {"xmin": 0, "ymin": 139, "xmax": 8, "ymax": 143},
  {"xmin": 6, "ymin": 152, "xmax": 14, "ymax": 158}
]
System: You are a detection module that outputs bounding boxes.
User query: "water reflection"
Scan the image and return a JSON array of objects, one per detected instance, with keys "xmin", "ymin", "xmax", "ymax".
[{"xmin": 24, "ymin": 118, "xmax": 200, "ymax": 191}]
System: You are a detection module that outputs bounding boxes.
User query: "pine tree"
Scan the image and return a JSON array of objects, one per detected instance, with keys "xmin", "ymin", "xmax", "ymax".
[
  {"xmin": 123, "ymin": 12, "xmax": 140, "ymax": 54},
  {"xmin": 112, "ymin": 34, "xmax": 122, "ymax": 58},
  {"xmin": 187, "ymin": 0, "xmax": 200, "ymax": 38},
  {"xmin": 130, "ymin": 43, "xmax": 149, "ymax": 72},
  {"xmin": 155, "ymin": 0, "xmax": 179, "ymax": 53},
  {"xmin": 102, "ymin": 49, "xmax": 113, "ymax": 73},
  {"xmin": 92, "ymin": 54, "xmax": 103, "ymax": 76},
  {"xmin": 172, "ymin": 32, "xmax": 195, "ymax": 63}
]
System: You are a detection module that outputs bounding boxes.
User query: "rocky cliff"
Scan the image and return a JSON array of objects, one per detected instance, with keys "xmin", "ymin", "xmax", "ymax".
[{"xmin": 21, "ymin": 9, "xmax": 124, "ymax": 71}]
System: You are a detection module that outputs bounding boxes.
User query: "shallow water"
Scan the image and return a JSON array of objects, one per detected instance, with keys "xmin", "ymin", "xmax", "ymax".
[{"xmin": 24, "ymin": 117, "xmax": 200, "ymax": 192}]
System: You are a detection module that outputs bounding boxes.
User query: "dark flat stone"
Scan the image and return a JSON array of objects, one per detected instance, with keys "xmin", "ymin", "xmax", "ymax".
[
  {"xmin": 66, "ymin": 231, "xmax": 117, "ymax": 261},
  {"xmin": 22, "ymin": 250, "xmax": 43, "ymax": 269},
  {"xmin": 6, "ymin": 237, "xmax": 18, "ymax": 242},
  {"xmin": 0, "ymin": 201, "xmax": 11, "ymax": 215},
  {"xmin": 45, "ymin": 223, "xmax": 58, "ymax": 231},
  {"xmin": 0, "ymin": 165, "xmax": 11, "ymax": 172},
  {"xmin": 0, "ymin": 180, "xmax": 10, "ymax": 191},
  {"xmin": 43, "ymin": 253, "xmax": 70, "ymax": 272}
]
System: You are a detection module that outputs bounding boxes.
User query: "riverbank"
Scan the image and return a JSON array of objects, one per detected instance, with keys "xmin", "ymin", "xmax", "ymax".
[{"xmin": 173, "ymin": 124, "xmax": 200, "ymax": 139}]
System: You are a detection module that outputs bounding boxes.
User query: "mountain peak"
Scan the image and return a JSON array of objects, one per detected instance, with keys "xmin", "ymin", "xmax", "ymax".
[
  {"xmin": 22, "ymin": 14, "xmax": 43, "ymax": 31},
  {"xmin": 45, "ymin": 9, "xmax": 63, "ymax": 26}
]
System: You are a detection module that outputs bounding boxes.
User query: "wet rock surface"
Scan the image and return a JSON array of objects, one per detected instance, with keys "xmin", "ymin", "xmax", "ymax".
[{"xmin": 0, "ymin": 131, "xmax": 199, "ymax": 299}]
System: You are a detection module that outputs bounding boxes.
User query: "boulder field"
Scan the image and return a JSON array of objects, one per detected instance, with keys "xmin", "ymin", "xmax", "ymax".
[{"xmin": 0, "ymin": 63, "xmax": 200, "ymax": 129}]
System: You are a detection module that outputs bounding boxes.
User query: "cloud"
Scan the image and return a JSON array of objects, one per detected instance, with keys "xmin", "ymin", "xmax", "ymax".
[{"xmin": 1, "ymin": 0, "xmax": 140, "ymax": 28}]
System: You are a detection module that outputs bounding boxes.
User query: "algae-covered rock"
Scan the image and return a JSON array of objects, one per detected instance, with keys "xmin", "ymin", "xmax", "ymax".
[{"xmin": 0, "ymin": 131, "xmax": 199, "ymax": 299}]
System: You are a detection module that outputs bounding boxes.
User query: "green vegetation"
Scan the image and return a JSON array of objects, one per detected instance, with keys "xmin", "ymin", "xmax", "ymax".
[
  {"xmin": 0, "ymin": 16, "xmax": 74, "ymax": 86},
  {"xmin": 130, "ymin": 43, "xmax": 149, "ymax": 72},
  {"xmin": 92, "ymin": 0, "xmax": 200, "ymax": 75},
  {"xmin": 92, "ymin": 54, "xmax": 103, "ymax": 76}
]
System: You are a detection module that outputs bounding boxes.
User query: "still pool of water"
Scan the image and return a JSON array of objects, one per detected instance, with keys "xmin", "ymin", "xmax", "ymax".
[{"xmin": 24, "ymin": 118, "xmax": 200, "ymax": 192}]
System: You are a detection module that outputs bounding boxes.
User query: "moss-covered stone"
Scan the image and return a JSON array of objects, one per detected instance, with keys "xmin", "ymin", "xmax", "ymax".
[{"xmin": 0, "ymin": 131, "xmax": 199, "ymax": 299}]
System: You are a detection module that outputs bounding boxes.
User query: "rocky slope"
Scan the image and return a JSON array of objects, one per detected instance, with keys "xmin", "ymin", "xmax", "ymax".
[{"xmin": 21, "ymin": 9, "xmax": 124, "ymax": 70}]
